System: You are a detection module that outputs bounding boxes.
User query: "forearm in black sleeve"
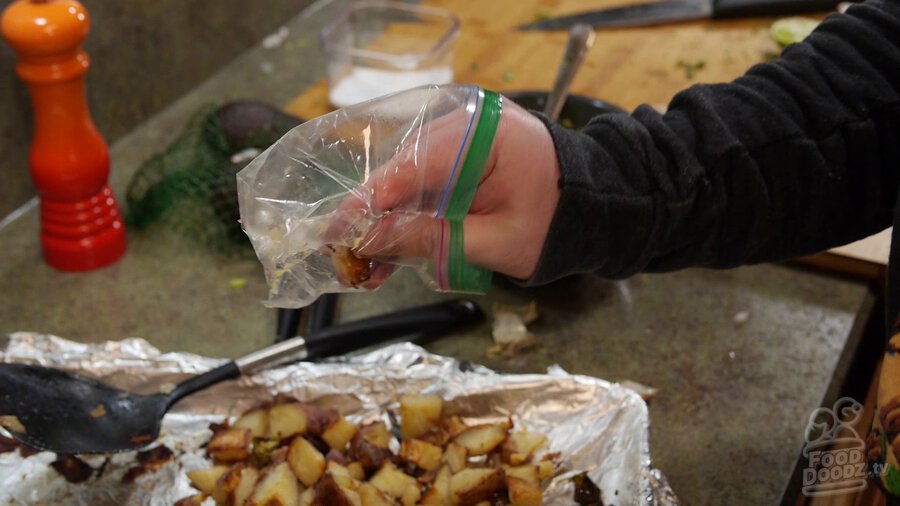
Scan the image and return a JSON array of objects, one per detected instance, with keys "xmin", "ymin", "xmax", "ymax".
[{"xmin": 528, "ymin": 0, "xmax": 900, "ymax": 284}]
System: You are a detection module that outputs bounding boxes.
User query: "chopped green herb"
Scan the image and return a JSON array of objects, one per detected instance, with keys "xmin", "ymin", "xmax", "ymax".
[
  {"xmin": 770, "ymin": 17, "xmax": 819, "ymax": 48},
  {"xmin": 534, "ymin": 9, "xmax": 551, "ymax": 21},
  {"xmin": 502, "ymin": 69, "xmax": 516, "ymax": 82},
  {"xmin": 470, "ymin": 61, "xmax": 480, "ymax": 71},
  {"xmin": 676, "ymin": 60, "xmax": 706, "ymax": 80},
  {"xmin": 228, "ymin": 278, "xmax": 248, "ymax": 290}
]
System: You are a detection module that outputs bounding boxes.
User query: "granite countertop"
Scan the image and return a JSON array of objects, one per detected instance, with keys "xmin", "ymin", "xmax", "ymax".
[{"xmin": 0, "ymin": 1, "xmax": 877, "ymax": 504}]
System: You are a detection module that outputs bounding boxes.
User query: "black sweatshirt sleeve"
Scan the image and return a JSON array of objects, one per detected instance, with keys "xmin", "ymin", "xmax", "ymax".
[{"xmin": 527, "ymin": 0, "xmax": 900, "ymax": 285}]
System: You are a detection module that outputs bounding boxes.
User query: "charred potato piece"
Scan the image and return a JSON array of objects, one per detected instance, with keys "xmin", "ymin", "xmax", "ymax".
[
  {"xmin": 332, "ymin": 246, "xmax": 371, "ymax": 288},
  {"xmin": 450, "ymin": 468, "xmax": 506, "ymax": 506},
  {"xmin": 507, "ymin": 476, "xmax": 543, "ymax": 506},
  {"xmin": 326, "ymin": 461, "xmax": 355, "ymax": 488},
  {"xmin": 212, "ymin": 463, "xmax": 245, "ymax": 504},
  {"xmin": 421, "ymin": 466, "xmax": 452, "ymax": 504},
  {"xmin": 453, "ymin": 423, "xmax": 509, "ymax": 457},
  {"xmin": 234, "ymin": 408, "xmax": 269, "ymax": 439},
  {"xmin": 246, "ymin": 462, "xmax": 302, "ymax": 506},
  {"xmin": 399, "ymin": 394, "xmax": 443, "ymax": 439},
  {"xmin": 537, "ymin": 461, "xmax": 555, "ymax": 481},
  {"xmin": 442, "ymin": 442, "xmax": 468, "ymax": 474},
  {"xmin": 209, "ymin": 427, "xmax": 253, "ymax": 462},
  {"xmin": 268, "ymin": 403, "xmax": 309, "ymax": 440},
  {"xmin": 346, "ymin": 462, "xmax": 366, "ymax": 480},
  {"xmin": 399, "ymin": 438, "xmax": 443, "ymax": 472},
  {"xmin": 358, "ymin": 421, "xmax": 392, "ymax": 447},
  {"xmin": 400, "ymin": 484, "xmax": 422, "ymax": 506},
  {"xmin": 298, "ymin": 488, "xmax": 315, "ymax": 506},
  {"xmin": 233, "ymin": 466, "xmax": 260, "ymax": 506},
  {"xmin": 175, "ymin": 494, "xmax": 206, "ymax": 506},
  {"xmin": 356, "ymin": 482, "xmax": 394, "ymax": 506},
  {"xmin": 349, "ymin": 422, "xmax": 393, "ymax": 473},
  {"xmin": 501, "ymin": 431, "xmax": 547, "ymax": 466},
  {"xmin": 187, "ymin": 465, "xmax": 230, "ymax": 495},
  {"xmin": 369, "ymin": 461, "xmax": 419, "ymax": 499},
  {"xmin": 287, "ymin": 436, "xmax": 326, "ymax": 487},
  {"xmin": 312, "ymin": 473, "xmax": 362, "ymax": 506},
  {"xmin": 504, "ymin": 465, "xmax": 540, "ymax": 487},
  {"xmin": 322, "ymin": 416, "xmax": 359, "ymax": 451}
]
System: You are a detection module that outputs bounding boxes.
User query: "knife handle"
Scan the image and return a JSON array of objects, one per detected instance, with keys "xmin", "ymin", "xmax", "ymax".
[{"xmin": 713, "ymin": 0, "xmax": 842, "ymax": 19}]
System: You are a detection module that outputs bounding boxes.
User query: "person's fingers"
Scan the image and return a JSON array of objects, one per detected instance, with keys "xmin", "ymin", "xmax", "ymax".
[
  {"xmin": 365, "ymin": 110, "xmax": 478, "ymax": 214},
  {"xmin": 358, "ymin": 260, "xmax": 395, "ymax": 290},
  {"xmin": 356, "ymin": 212, "xmax": 442, "ymax": 259}
]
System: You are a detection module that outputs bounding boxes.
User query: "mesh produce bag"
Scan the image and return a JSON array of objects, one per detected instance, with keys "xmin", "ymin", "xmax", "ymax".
[{"xmin": 124, "ymin": 101, "xmax": 302, "ymax": 255}]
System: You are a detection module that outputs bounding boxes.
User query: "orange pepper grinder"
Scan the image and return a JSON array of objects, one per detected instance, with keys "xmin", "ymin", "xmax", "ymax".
[{"xmin": 1, "ymin": 0, "xmax": 126, "ymax": 271}]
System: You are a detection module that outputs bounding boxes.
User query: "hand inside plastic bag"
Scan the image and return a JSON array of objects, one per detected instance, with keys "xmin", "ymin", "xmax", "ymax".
[{"xmin": 238, "ymin": 85, "xmax": 560, "ymax": 307}]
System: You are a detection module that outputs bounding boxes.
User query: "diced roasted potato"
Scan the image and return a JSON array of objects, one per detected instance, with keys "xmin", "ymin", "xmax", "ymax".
[
  {"xmin": 297, "ymin": 405, "xmax": 339, "ymax": 436},
  {"xmin": 400, "ymin": 483, "xmax": 422, "ymax": 506},
  {"xmin": 246, "ymin": 462, "xmax": 302, "ymax": 506},
  {"xmin": 399, "ymin": 438, "xmax": 443, "ymax": 472},
  {"xmin": 507, "ymin": 476, "xmax": 542, "ymax": 506},
  {"xmin": 208, "ymin": 427, "xmax": 253, "ymax": 462},
  {"xmin": 234, "ymin": 408, "xmax": 269, "ymax": 439},
  {"xmin": 452, "ymin": 424, "xmax": 509, "ymax": 457},
  {"xmin": 268, "ymin": 403, "xmax": 309, "ymax": 440},
  {"xmin": 312, "ymin": 473, "xmax": 362, "ymax": 506},
  {"xmin": 326, "ymin": 461, "xmax": 355, "ymax": 488},
  {"xmin": 356, "ymin": 482, "xmax": 394, "ymax": 506},
  {"xmin": 399, "ymin": 394, "xmax": 443, "ymax": 439},
  {"xmin": 358, "ymin": 421, "xmax": 392, "ymax": 447},
  {"xmin": 212, "ymin": 463, "xmax": 245, "ymax": 504},
  {"xmin": 298, "ymin": 488, "xmax": 315, "ymax": 506},
  {"xmin": 233, "ymin": 466, "xmax": 260, "ymax": 506},
  {"xmin": 420, "ymin": 466, "xmax": 451, "ymax": 505},
  {"xmin": 537, "ymin": 461, "xmax": 555, "ymax": 481},
  {"xmin": 174, "ymin": 494, "xmax": 206, "ymax": 506},
  {"xmin": 346, "ymin": 462, "xmax": 365, "ymax": 481},
  {"xmin": 369, "ymin": 462, "xmax": 419, "ymax": 499},
  {"xmin": 440, "ymin": 416, "xmax": 469, "ymax": 440},
  {"xmin": 505, "ymin": 465, "xmax": 539, "ymax": 487},
  {"xmin": 442, "ymin": 442, "xmax": 468, "ymax": 474},
  {"xmin": 187, "ymin": 465, "xmax": 230, "ymax": 495},
  {"xmin": 287, "ymin": 436, "xmax": 326, "ymax": 487},
  {"xmin": 449, "ymin": 468, "xmax": 505, "ymax": 506},
  {"xmin": 321, "ymin": 416, "xmax": 359, "ymax": 451},
  {"xmin": 501, "ymin": 431, "xmax": 547, "ymax": 466},
  {"xmin": 349, "ymin": 424, "xmax": 393, "ymax": 473},
  {"xmin": 184, "ymin": 395, "xmax": 560, "ymax": 506}
]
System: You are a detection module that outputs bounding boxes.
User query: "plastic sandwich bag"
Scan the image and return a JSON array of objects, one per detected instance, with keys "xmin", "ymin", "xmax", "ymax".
[{"xmin": 237, "ymin": 84, "xmax": 502, "ymax": 308}]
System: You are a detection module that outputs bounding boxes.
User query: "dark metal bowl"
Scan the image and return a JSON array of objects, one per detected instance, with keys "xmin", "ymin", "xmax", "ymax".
[{"xmin": 503, "ymin": 90, "xmax": 625, "ymax": 129}]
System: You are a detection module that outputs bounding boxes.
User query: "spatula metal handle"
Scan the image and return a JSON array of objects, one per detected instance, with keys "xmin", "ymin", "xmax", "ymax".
[
  {"xmin": 543, "ymin": 23, "xmax": 595, "ymax": 121},
  {"xmin": 165, "ymin": 299, "xmax": 484, "ymax": 406}
]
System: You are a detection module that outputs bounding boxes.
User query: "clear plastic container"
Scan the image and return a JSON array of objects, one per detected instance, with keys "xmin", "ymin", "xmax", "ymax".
[{"xmin": 319, "ymin": 1, "xmax": 460, "ymax": 108}]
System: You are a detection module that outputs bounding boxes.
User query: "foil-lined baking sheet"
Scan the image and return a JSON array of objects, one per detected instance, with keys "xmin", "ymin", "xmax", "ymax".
[{"xmin": 0, "ymin": 333, "xmax": 678, "ymax": 505}]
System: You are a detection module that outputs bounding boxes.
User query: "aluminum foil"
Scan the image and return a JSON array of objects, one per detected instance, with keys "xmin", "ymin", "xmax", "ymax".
[{"xmin": 0, "ymin": 333, "xmax": 678, "ymax": 505}]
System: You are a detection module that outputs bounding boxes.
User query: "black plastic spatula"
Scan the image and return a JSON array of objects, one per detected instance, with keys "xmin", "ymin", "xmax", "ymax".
[{"xmin": 0, "ymin": 299, "xmax": 483, "ymax": 455}]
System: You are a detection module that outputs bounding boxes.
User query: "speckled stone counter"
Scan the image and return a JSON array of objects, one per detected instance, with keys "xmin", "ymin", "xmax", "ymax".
[{"xmin": 0, "ymin": 2, "xmax": 876, "ymax": 504}]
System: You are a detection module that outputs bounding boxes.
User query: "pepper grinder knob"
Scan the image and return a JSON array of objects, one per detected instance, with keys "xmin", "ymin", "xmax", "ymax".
[{"xmin": 1, "ymin": 0, "xmax": 126, "ymax": 271}]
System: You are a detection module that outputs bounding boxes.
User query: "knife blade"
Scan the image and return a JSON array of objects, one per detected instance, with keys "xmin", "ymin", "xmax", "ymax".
[{"xmin": 518, "ymin": 0, "xmax": 845, "ymax": 31}]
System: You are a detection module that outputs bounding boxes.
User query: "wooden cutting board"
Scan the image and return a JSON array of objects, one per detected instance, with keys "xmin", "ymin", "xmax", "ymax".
[{"xmin": 284, "ymin": 0, "xmax": 889, "ymax": 279}]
